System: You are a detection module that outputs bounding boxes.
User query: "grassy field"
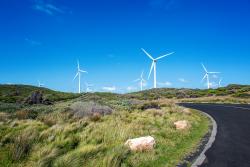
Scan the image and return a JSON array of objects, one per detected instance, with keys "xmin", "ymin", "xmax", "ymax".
[{"xmin": 0, "ymin": 85, "xmax": 211, "ymax": 167}]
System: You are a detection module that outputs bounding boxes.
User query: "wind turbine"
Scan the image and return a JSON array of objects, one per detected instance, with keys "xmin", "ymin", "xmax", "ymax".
[
  {"xmin": 38, "ymin": 80, "xmax": 44, "ymax": 87},
  {"xmin": 141, "ymin": 48, "xmax": 174, "ymax": 88},
  {"xmin": 219, "ymin": 78, "xmax": 223, "ymax": 88},
  {"xmin": 201, "ymin": 63, "xmax": 220, "ymax": 89},
  {"xmin": 134, "ymin": 71, "xmax": 146, "ymax": 91},
  {"xmin": 73, "ymin": 61, "xmax": 87, "ymax": 93},
  {"xmin": 85, "ymin": 82, "xmax": 93, "ymax": 92}
]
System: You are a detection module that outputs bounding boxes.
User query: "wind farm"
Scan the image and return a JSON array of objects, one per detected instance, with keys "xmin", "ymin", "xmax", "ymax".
[{"xmin": 1, "ymin": 0, "xmax": 250, "ymax": 167}]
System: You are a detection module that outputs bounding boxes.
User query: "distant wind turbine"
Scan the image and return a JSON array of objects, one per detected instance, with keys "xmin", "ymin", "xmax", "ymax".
[
  {"xmin": 73, "ymin": 60, "xmax": 87, "ymax": 93},
  {"xmin": 219, "ymin": 78, "xmax": 223, "ymax": 88},
  {"xmin": 141, "ymin": 48, "xmax": 174, "ymax": 88},
  {"xmin": 38, "ymin": 80, "xmax": 44, "ymax": 87},
  {"xmin": 201, "ymin": 63, "xmax": 220, "ymax": 89},
  {"xmin": 85, "ymin": 82, "xmax": 93, "ymax": 92},
  {"xmin": 134, "ymin": 71, "xmax": 146, "ymax": 91}
]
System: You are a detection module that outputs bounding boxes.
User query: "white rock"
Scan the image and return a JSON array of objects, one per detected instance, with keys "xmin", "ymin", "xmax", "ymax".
[
  {"xmin": 174, "ymin": 120, "xmax": 189, "ymax": 130},
  {"xmin": 125, "ymin": 136, "xmax": 155, "ymax": 151},
  {"xmin": 182, "ymin": 108, "xmax": 191, "ymax": 115}
]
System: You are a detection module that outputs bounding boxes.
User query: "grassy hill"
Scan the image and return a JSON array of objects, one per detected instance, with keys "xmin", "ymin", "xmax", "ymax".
[
  {"xmin": 127, "ymin": 84, "xmax": 250, "ymax": 103},
  {"xmin": 0, "ymin": 84, "xmax": 80, "ymax": 103},
  {"xmin": 0, "ymin": 84, "xmax": 211, "ymax": 167},
  {"xmin": 0, "ymin": 84, "xmax": 249, "ymax": 166}
]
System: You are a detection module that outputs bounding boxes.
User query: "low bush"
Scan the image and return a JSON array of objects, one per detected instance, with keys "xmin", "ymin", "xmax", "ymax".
[
  {"xmin": 89, "ymin": 112, "xmax": 101, "ymax": 122},
  {"xmin": 15, "ymin": 109, "xmax": 38, "ymax": 120},
  {"xmin": 70, "ymin": 101, "xmax": 112, "ymax": 118},
  {"xmin": 139, "ymin": 102, "xmax": 161, "ymax": 111}
]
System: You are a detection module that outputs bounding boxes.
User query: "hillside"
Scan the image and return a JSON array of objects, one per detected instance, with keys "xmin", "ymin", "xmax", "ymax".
[
  {"xmin": 127, "ymin": 84, "xmax": 250, "ymax": 102},
  {"xmin": 0, "ymin": 84, "xmax": 80, "ymax": 103},
  {"xmin": 0, "ymin": 84, "xmax": 211, "ymax": 167}
]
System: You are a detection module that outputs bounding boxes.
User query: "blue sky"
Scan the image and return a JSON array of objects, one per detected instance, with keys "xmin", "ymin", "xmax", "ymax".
[{"xmin": 0, "ymin": 0, "xmax": 250, "ymax": 93}]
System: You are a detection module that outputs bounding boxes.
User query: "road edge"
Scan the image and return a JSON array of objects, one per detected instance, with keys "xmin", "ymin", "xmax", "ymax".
[{"xmin": 191, "ymin": 111, "xmax": 217, "ymax": 167}]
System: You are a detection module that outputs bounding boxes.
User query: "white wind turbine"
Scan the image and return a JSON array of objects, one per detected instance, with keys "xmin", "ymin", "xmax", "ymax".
[
  {"xmin": 142, "ymin": 48, "xmax": 174, "ymax": 88},
  {"xmin": 73, "ymin": 61, "xmax": 87, "ymax": 93},
  {"xmin": 38, "ymin": 80, "xmax": 44, "ymax": 87},
  {"xmin": 85, "ymin": 82, "xmax": 93, "ymax": 92},
  {"xmin": 219, "ymin": 78, "xmax": 223, "ymax": 88},
  {"xmin": 201, "ymin": 63, "xmax": 220, "ymax": 89},
  {"xmin": 134, "ymin": 71, "xmax": 146, "ymax": 91}
]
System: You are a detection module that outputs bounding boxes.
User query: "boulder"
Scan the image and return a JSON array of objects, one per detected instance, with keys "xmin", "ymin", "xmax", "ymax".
[
  {"xmin": 125, "ymin": 136, "xmax": 155, "ymax": 151},
  {"xmin": 174, "ymin": 120, "xmax": 189, "ymax": 130}
]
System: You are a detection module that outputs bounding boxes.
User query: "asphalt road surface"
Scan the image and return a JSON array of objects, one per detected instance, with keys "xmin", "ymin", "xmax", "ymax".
[{"xmin": 180, "ymin": 103, "xmax": 250, "ymax": 167}]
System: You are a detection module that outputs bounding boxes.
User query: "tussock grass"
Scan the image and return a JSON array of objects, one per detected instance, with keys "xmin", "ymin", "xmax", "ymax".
[{"xmin": 0, "ymin": 91, "xmax": 210, "ymax": 167}]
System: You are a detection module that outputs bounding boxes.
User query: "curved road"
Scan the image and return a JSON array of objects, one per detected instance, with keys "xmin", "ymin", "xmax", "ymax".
[{"xmin": 180, "ymin": 103, "xmax": 250, "ymax": 167}]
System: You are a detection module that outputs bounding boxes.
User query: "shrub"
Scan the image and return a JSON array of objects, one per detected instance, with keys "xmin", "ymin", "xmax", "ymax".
[
  {"xmin": 139, "ymin": 102, "xmax": 161, "ymax": 111},
  {"xmin": 15, "ymin": 109, "xmax": 38, "ymax": 120},
  {"xmin": 70, "ymin": 101, "xmax": 112, "ymax": 118},
  {"xmin": 89, "ymin": 112, "xmax": 101, "ymax": 122}
]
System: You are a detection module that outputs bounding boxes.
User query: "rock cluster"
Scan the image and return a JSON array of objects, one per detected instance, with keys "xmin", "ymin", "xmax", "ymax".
[{"xmin": 25, "ymin": 91, "xmax": 52, "ymax": 105}]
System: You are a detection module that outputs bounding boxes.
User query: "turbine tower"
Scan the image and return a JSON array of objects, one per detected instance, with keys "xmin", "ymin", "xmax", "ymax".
[
  {"xmin": 201, "ymin": 63, "xmax": 220, "ymax": 89},
  {"xmin": 142, "ymin": 48, "xmax": 174, "ymax": 88},
  {"xmin": 73, "ymin": 61, "xmax": 87, "ymax": 93},
  {"xmin": 134, "ymin": 71, "xmax": 146, "ymax": 91}
]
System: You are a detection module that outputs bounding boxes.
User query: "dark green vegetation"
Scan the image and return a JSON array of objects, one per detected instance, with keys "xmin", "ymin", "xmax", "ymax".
[
  {"xmin": 0, "ymin": 84, "xmax": 212, "ymax": 167},
  {"xmin": 128, "ymin": 84, "xmax": 250, "ymax": 103},
  {"xmin": 0, "ymin": 84, "xmax": 80, "ymax": 103}
]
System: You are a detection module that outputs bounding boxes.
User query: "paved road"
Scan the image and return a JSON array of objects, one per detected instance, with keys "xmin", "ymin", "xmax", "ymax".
[{"xmin": 180, "ymin": 103, "xmax": 250, "ymax": 167}]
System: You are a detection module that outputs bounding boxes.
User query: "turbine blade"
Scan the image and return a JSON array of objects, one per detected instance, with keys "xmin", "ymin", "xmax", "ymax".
[
  {"xmin": 155, "ymin": 52, "xmax": 174, "ymax": 60},
  {"xmin": 201, "ymin": 63, "xmax": 208, "ymax": 73},
  {"xmin": 209, "ymin": 72, "xmax": 220, "ymax": 74},
  {"xmin": 77, "ymin": 60, "xmax": 80, "ymax": 69},
  {"xmin": 133, "ymin": 78, "xmax": 140, "ymax": 82},
  {"xmin": 79, "ymin": 70, "xmax": 87, "ymax": 73},
  {"xmin": 141, "ymin": 71, "xmax": 144, "ymax": 78},
  {"xmin": 201, "ymin": 74, "xmax": 207, "ymax": 82},
  {"xmin": 73, "ymin": 72, "xmax": 79, "ymax": 80},
  {"xmin": 141, "ymin": 48, "xmax": 154, "ymax": 60},
  {"xmin": 148, "ymin": 62, "xmax": 154, "ymax": 79}
]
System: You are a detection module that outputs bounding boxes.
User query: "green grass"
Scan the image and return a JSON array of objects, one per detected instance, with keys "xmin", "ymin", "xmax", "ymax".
[
  {"xmin": 0, "ymin": 84, "xmax": 221, "ymax": 166},
  {"xmin": 0, "ymin": 99, "xmax": 209, "ymax": 167}
]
